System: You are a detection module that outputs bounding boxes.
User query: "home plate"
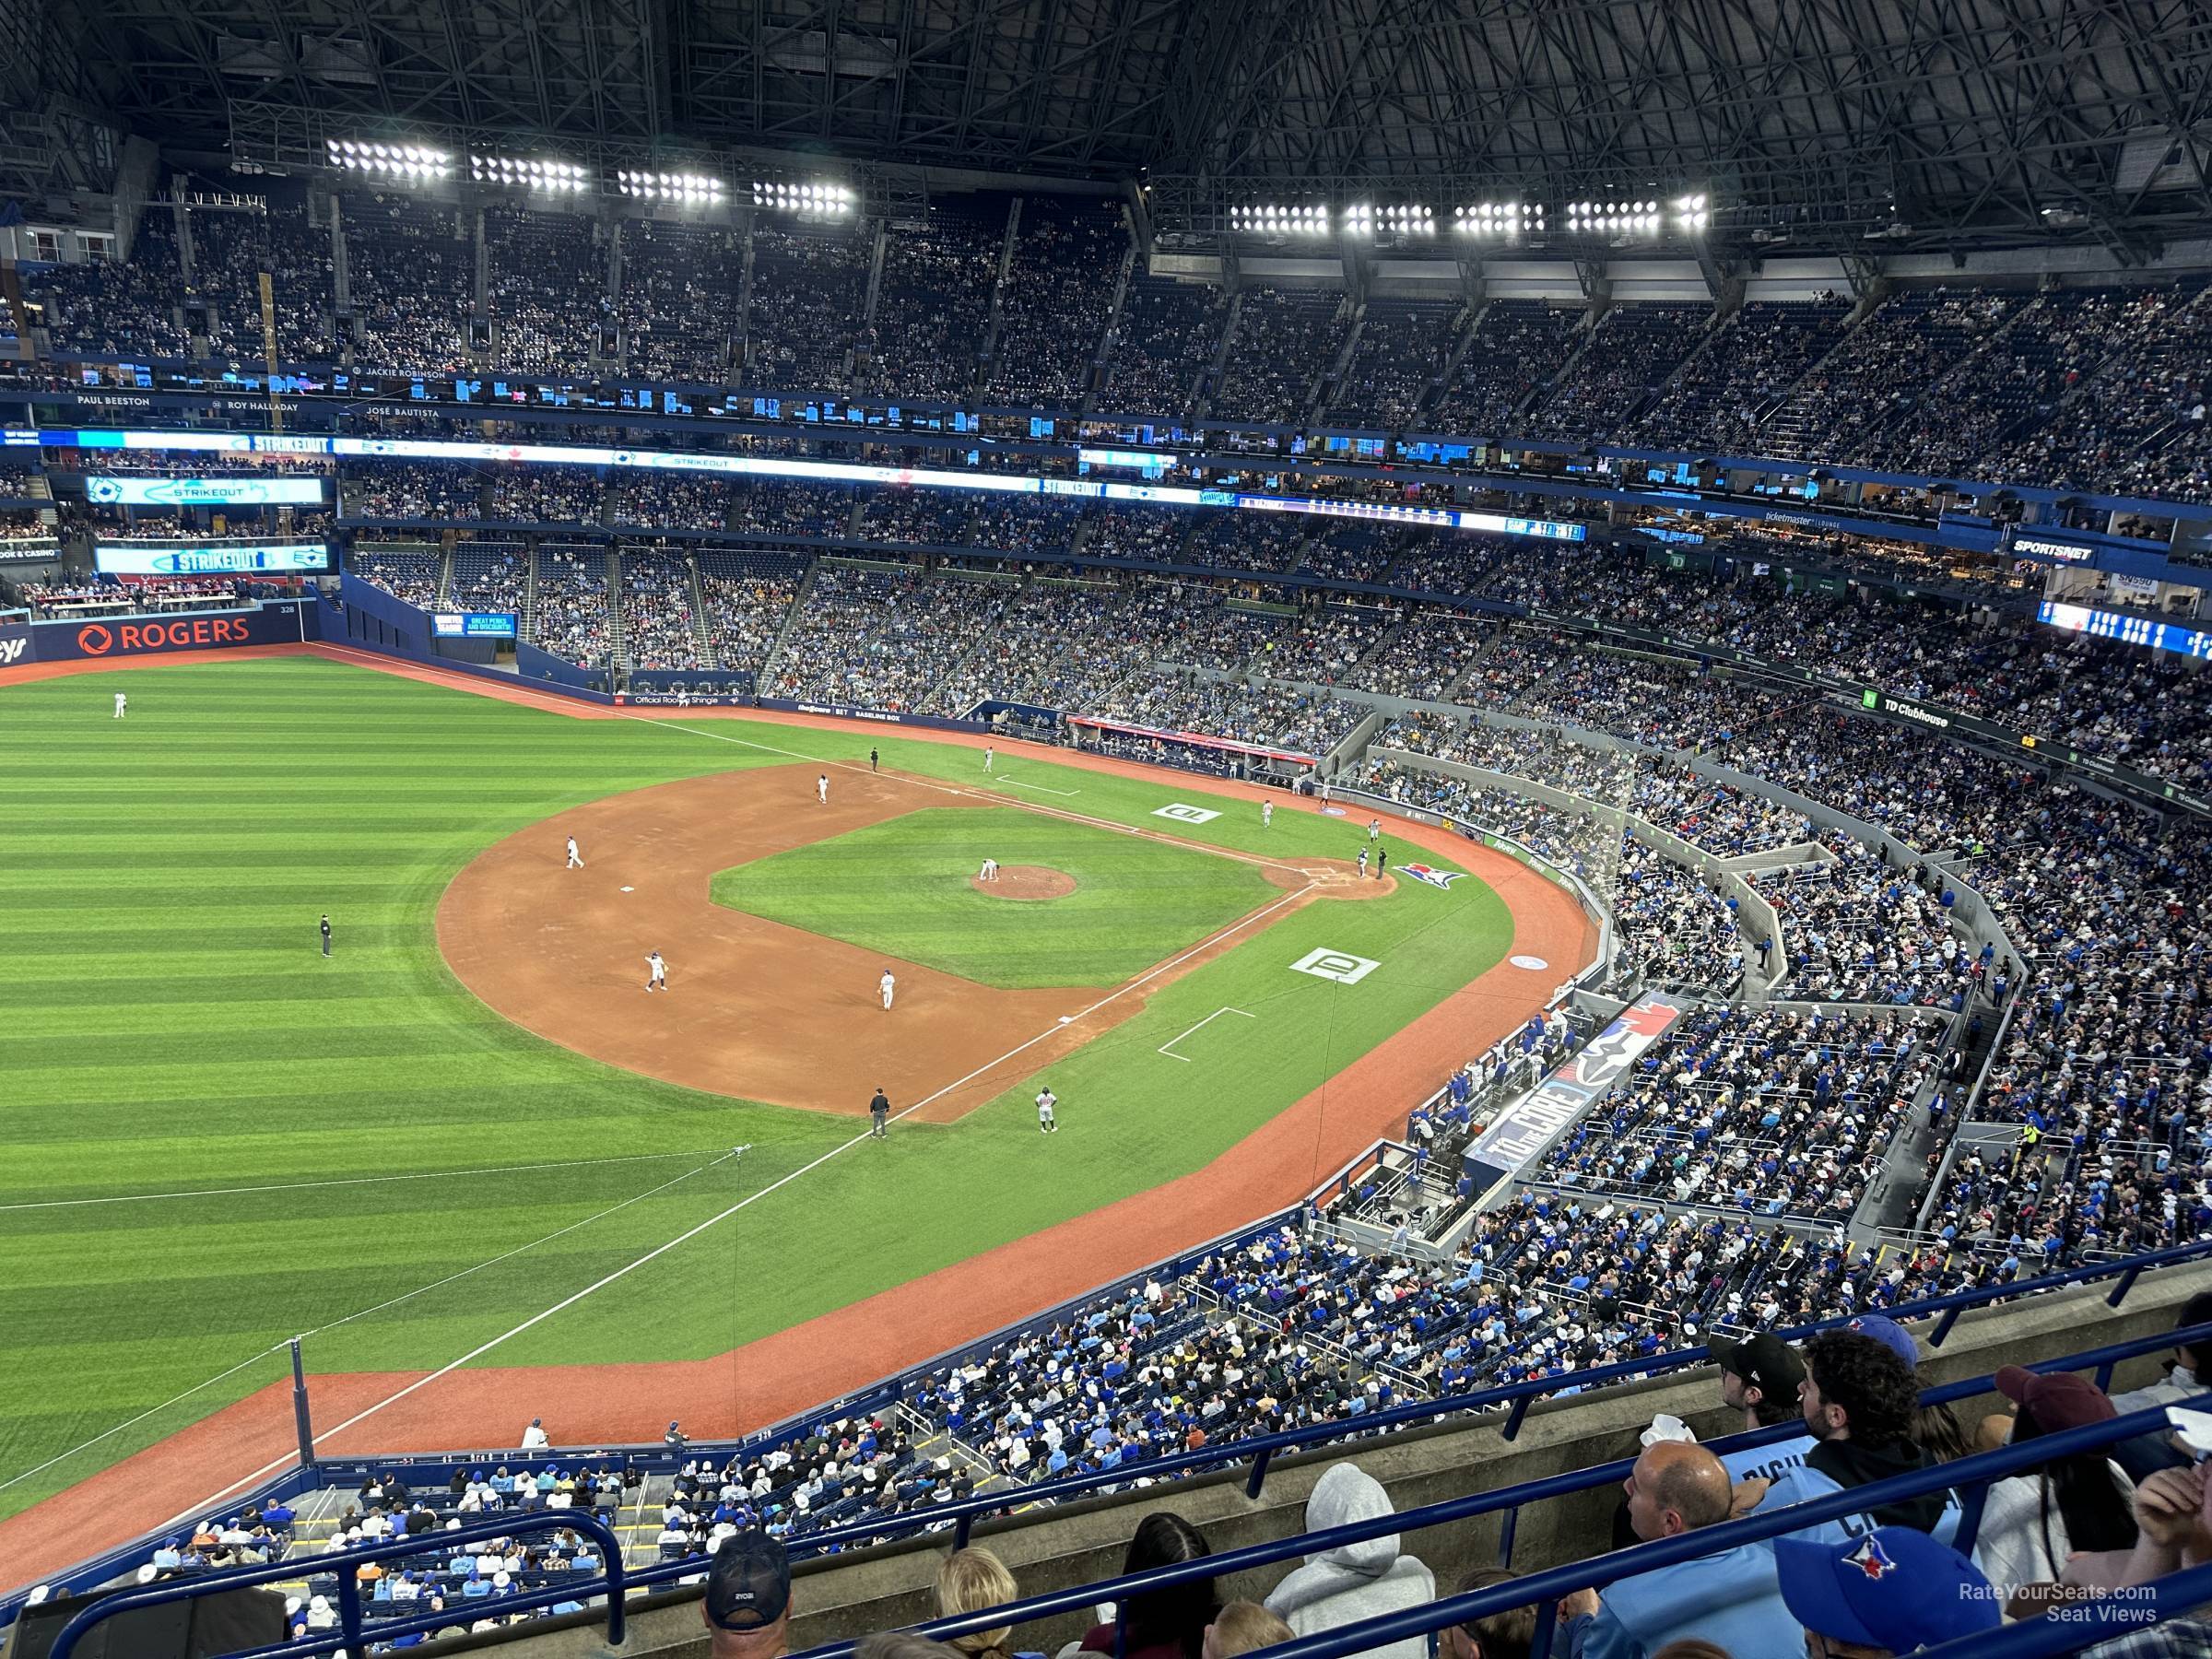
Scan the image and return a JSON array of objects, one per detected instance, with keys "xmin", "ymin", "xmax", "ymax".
[
  {"xmin": 1510, "ymin": 954, "xmax": 1549, "ymax": 971},
  {"xmin": 620, "ymin": 886, "xmax": 635, "ymax": 893}
]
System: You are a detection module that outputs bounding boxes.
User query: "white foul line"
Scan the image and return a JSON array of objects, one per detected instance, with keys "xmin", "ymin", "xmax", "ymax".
[
  {"xmin": 996, "ymin": 775, "xmax": 1081, "ymax": 797},
  {"xmin": 0, "ymin": 1149, "xmax": 741, "ymax": 1495},
  {"xmin": 185, "ymin": 877, "xmax": 1319, "ymax": 1506},
  {"xmin": 0, "ymin": 1149, "xmax": 732, "ymax": 1213},
  {"xmin": 1157, "ymin": 1006, "xmax": 1257, "ymax": 1063}
]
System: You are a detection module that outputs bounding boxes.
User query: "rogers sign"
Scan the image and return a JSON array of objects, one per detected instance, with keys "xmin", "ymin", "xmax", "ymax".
[{"xmin": 76, "ymin": 617, "xmax": 255, "ymax": 657}]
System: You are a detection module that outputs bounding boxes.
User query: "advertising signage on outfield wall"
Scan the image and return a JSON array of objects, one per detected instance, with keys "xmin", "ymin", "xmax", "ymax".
[
  {"xmin": 430, "ymin": 612, "xmax": 519, "ymax": 639},
  {"xmin": 0, "ymin": 601, "xmax": 314, "ymax": 669},
  {"xmin": 41, "ymin": 429, "xmax": 1588, "ymax": 545}
]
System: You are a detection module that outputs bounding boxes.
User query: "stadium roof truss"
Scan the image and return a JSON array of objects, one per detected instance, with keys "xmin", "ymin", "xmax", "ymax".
[{"xmin": 43, "ymin": 0, "xmax": 2212, "ymax": 257}]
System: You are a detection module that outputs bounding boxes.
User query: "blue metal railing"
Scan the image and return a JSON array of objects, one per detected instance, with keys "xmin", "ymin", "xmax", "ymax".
[
  {"xmin": 782, "ymin": 1335, "xmax": 2212, "ymax": 1659},
  {"xmin": 14, "ymin": 1216, "xmax": 2212, "ymax": 1639},
  {"xmin": 46, "ymin": 1511, "xmax": 628, "ymax": 1659},
  {"xmin": 794, "ymin": 1394, "xmax": 2210, "ymax": 1659}
]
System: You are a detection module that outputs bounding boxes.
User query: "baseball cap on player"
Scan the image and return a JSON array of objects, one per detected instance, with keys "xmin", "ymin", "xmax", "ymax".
[{"xmin": 706, "ymin": 1531, "xmax": 790, "ymax": 1631}]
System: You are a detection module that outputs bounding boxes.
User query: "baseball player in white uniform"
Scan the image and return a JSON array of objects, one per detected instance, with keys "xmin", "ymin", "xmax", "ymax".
[
  {"xmin": 978, "ymin": 858, "xmax": 999, "ymax": 881},
  {"xmin": 645, "ymin": 951, "xmax": 667, "ymax": 993},
  {"xmin": 113, "ymin": 691, "xmax": 127, "ymax": 719},
  {"xmin": 1262, "ymin": 800, "xmax": 1273, "ymax": 829},
  {"xmin": 817, "ymin": 773, "xmax": 830, "ymax": 805},
  {"xmin": 566, "ymin": 836, "xmax": 583, "ymax": 869},
  {"xmin": 1357, "ymin": 847, "xmax": 1370, "ymax": 878},
  {"xmin": 878, "ymin": 968, "xmax": 895, "ymax": 1011},
  {"xmin": 1036, "ymin": 1085, "xmax": 1058, "ymax": 1134},
  {"xmin": 983, "ymin": 746, "xmax": 994, "ymax": 772}
]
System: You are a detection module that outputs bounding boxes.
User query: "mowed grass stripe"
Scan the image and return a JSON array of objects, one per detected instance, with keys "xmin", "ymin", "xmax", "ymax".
[{"xmin": 0, "ymin": 654, "xmax": 1513, "ymax": 1519}]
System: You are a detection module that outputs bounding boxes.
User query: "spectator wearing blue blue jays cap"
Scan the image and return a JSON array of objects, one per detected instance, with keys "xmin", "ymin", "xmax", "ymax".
[
  {"xmin": 1844, "ymin": 1315, "xmax": 1922, "ymax": 1369},
  {"xmin": 1775, "ymin": 1525, "xmax": 1999, "ymax": 1657}
]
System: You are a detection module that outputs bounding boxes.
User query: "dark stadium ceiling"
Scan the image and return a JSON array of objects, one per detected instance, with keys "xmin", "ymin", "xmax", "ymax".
[{"xmin": 13, "ymin": 0, "xmax": 2212, "ymax": 256}]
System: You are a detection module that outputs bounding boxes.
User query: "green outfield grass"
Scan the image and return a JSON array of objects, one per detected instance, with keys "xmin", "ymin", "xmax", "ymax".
[
  {"xmin": 711, "ymin": 806, "xmax": 1282, "ymax": 988},
  {"xmin": 0, "ymin": 654, "xmax": 1516, "ymax": 1524}
]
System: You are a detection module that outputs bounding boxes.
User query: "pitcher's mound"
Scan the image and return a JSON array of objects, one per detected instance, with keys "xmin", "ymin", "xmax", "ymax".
[{"xmin": 971, "ymin": 865, "xmax": 1077, "ymax": 900}]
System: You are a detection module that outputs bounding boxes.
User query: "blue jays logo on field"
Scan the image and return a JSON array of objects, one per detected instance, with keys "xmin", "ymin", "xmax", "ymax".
[{"xmin": 1400, "ymin": 864, "xmax": 1465, "ymax": 890}]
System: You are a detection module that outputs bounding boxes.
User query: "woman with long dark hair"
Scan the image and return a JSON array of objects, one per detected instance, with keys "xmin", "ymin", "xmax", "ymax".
[
  {"xmin": 1079, "ymin": 1512, "xmax": 1220, "ymax": 1659},
  {"xmin": 1972, "ymin": 1367, "xmax": 2137, "ymax": 1607}
]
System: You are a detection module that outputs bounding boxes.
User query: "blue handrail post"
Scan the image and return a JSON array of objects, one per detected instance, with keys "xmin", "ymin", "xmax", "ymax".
[
  {"xmin": 289, "ymin": 1337, "xmax": 315, "ymax": 1475},
  {"xmin": 1245, "ymin": 1448, "xmax": 1275, "ymax": 1500},
  {"xmin": 336, "ymin": 1571, "xmax": 364, "ymax": 1653},
  {"xmin": 2109, "ymin": 1262, "xmax": 2147, "ymax": 1307},
  {"xmin": 1931, "ymin": 1304, "xmax": 1963, "ymax": 1346},
  {"xmin": 1496, "ymin": 1507, "xmax": 1519, "ymax": 1568},
  {"xmin": 1501, "ymin": 1395, "xmax": 1531, "ymax": 1441},
  {"xmin": 956, "ymin": 1513, "xmax": 976, "ymax": 1549},
  {"xmin": 1528, "ymin": 1596, "xmax": 1559, "ymax": 1659}
]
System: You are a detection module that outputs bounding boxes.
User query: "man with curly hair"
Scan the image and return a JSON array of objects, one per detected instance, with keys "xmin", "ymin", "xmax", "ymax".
[{"xmin": 1748, "ymin": 1330, "xmax": 1960, "ymax": 1548}]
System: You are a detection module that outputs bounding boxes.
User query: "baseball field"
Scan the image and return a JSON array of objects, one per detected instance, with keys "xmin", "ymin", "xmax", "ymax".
[{"xmin": 0, "ymin": 646, "xmax": 1588, "ymax": 1574}]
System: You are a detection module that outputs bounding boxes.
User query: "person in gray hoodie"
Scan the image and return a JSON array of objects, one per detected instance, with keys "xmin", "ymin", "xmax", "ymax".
[{"xmin": 1263, "ymin": 1462, "xmax": 1434, "ymax": 1659}]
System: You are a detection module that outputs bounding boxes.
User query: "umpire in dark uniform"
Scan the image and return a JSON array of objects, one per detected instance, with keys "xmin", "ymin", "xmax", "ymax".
[
  {"xmin": 320, "ymin": 914, "xmax": 333, "ymax": 958},
  {"xmin": 869, "ymin": 1087, "xmax": 890, "ymax": 1138}
]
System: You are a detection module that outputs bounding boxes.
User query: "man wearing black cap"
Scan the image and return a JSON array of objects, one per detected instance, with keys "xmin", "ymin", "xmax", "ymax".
[
  {"xmin": 704, "ymin": 1531, "xmax": 792, "ymax": 1659},
  {"xmin": 1710, "ymin": 1331, "xmax": 1817, "ymax": 1508}
]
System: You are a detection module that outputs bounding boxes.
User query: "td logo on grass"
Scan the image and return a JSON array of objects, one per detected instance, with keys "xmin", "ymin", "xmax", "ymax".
[
  {"xmin": 1290, "ymin": 947, "xmax": 1381, "ymax": 984},
  {"xmin": 1154, "ymin": 803, "xmax": 1222, "ymax": 824}
]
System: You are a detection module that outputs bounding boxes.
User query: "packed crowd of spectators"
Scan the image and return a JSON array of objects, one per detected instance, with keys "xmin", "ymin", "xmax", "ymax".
[
  {"xmin": 743, "ymin": 226, "xmax": 872, "ymax": 392},
  {"xmin": 766, "ymin": 566, "xmax": 1014, "ymax": 709},
  {"xmin": 1632, "ymin": 300, "xmax": 1851, "ymax": 453},
  {"xmin": 448, "ymin": 544, "xmax": 527, "ymax": 613},
  {"xmin": 1427, "ymin": 300, "xmax": 1583, "ymax": 433},
  {"xmin": 1754, "ymin": 848, "xmax": 1983, "ymax": 1007},
  {"xmin": 733, "ymin": 481, "xmax": 853, "ymax": 540},
  {"xmin": 1346, "ymin": 614, "xmax": 1488, "ymax": 701},
  {"xmin": 343, "ymin": 194, "xmax": 476, "ymax": 373},
  {"xmin": 1523, "ymin": 304, "xmax": 1710, "ymax": 441},
  {"xmin": 486, "ymin": 205, "xmax": 612, "ymax": 375},
  {"xmin": 346, "ymin": 463, "xmax": 485, "ymax": 521},
  {"xmin": 857, "ymin": 491, "xmax": 972, "ymax": 547},
  {"xmin": 618, "ymin": 218, "xmax": 735, "ymax": 382},
  {"xmin": 190, "ymin": 203, "xmax": 335, "ymax": 365},
  {"xmin": 1208, "ymin": 288, "xmax": 1347, "ymax": 424},
  {"xmin": 612, "ymin": 475, "xmax": 730, "ymax": 533},
  {"xmin": 1252, "ymin": 604, "xmax": 1396, "ymax": 685},
  {"xmin": 529, "ymin": 547, "xmax": 614, "ymax": 666},
  {"xmin": 983, "ymin": 199, "xmax": 1125, "ymax": 406},
  {"xmin": 31, "ymin": 216, "xmax": 192, "ymax": 361},
  {"xmin": 865, "ymin": 210, "xmax": 1002, "ymax": 401},
  {"xmin": 1321, "ymin": 299, "xmax": 1460, "ymax": 429},
  {"xmin": 695, "ymin": 554, "xmax": 804, "ymax": 684},
  {"xmin": 928, "ymin": 581, "xmax": 1153, "ymax": 715},
  {"xmin": 355, "ymin": 549, "xmax": 442, "ymax": 609},
  {"xmin": 618, "ymin": 550, "xmax": 707, "ymax": 670},
  {"xmin": 1099, "ymin": 276, "xmax": 1224, "ymax": 417},
  {"xmin": 1096, "ymin": 671, "xmax": 1369, "ymax": 757},
  {"xmin": 1767, "ymin": 287, "xmax": 2027, "ymax": 462},
  {"xmin": 1534, "ymin": 1004, "xmax": 1945, "ymax": 1221},
  {"xmin": 488, "ymin": 465, "xmax": 604, "ymax": 528}
]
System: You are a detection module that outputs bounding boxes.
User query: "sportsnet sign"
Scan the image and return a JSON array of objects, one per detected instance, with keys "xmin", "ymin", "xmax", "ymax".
[{"xmin": 1463, "ymin": 994, "xmax": 1689, "ymax": 1178}]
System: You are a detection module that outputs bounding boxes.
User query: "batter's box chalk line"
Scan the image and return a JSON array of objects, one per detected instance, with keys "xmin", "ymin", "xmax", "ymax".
[{"xmin": 1157, "ymin": 1006, "xmax": 1258, "ymax": 1062}]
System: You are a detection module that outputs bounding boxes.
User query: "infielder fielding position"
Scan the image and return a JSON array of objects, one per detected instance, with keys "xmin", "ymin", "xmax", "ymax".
[
  {"xmin": 879, "ymin": 968, "xmax": 896, "ymax": 1011},
  {"xmin": 646, "ymin": 950, "xmax": 668, "ymax": 993},
  {"xmin": 566, "ymin": 836, "xmax": 583, "ymax": 868}
]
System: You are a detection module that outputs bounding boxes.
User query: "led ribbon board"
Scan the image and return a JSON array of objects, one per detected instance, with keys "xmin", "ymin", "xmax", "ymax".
[
  {"xmin": 42, "ymin": 430, "xmax": 1585, "ymax": 543},
  {"xmin": 95, "ymin": 541, "xmax": 333, "ymax": 576},
  {"xmin": 86, "ymin": 476, "xmax": 327, "ymax": 506}
]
